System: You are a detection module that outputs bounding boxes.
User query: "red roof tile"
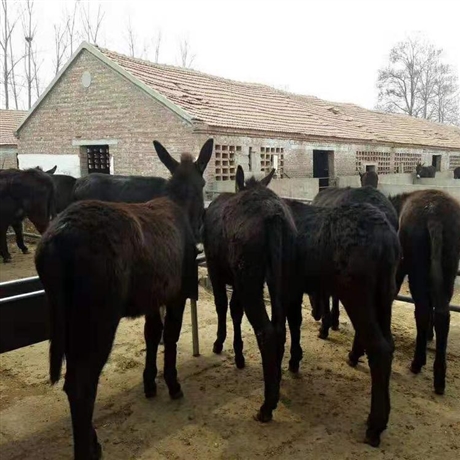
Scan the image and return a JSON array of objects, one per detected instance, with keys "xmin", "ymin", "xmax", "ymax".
[
  {"xmin": 0, "ymin": 109, "xmax": 27, "ymax": 146},
  {"xmin": 99, "ymin": 48, "xmax": 460, "ymax": 150}
]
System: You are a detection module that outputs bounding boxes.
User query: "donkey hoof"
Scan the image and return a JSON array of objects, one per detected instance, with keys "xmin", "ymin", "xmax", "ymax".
[
  {"xmin": 92, "ymin": 441, "xmax": 102, "ymax": 459},
  {"xmin": 21, "ymin": 248, "xmax": 30, "ymax": 254},
  {"xmin": 235, "ymin": 355, "xmax": 245, "ymax": 369},
  {"xmin": 254, "ymin": 410, "xmax": 272, "ymax": 423},
  {"xmin": 144, "ymin": 382, "xmax": 157, "ymax": 399},
  {"xmin": 364, "ymin": 431, "xmax": 381, "ymax": 448},
  {"xmin": 434, "ymin": 386, "xmax": 445, "ymax": 395},
  {"xmin": 347, "ymin": 352, "xmax": 360, "ymax": 367},
  {"xmin": 434, "ymin": 383, "xmax": 445, "ymax": 395},
  {"xmin": 213, "ymin": 342, "xmax": 223, "ymax": 355},
  {"xmin": 170, "ymin": 387, "xmax": 184, "ymax": 400},
  {"xmin": 318, "ymin": 329, "xmax": 329, "ymax": 340},
  {"xmin": 410, "ymin": 361, "xmax": 424, "ymax": 374},
  {"xmin": 3, "ymin": 258, "xmax": 12, "ymax": 264},
  {"xmin": 331, "ymin": 324, "xmax": 339, "ymax": 331},
  {"xmin": 289, "ymin": 360, "xmax": 300, "ymax": 374}
]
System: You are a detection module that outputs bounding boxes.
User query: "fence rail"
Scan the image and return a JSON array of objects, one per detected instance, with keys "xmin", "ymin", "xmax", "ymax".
[{"xmin": 1, "ymin": 255, "xmax": 459, "ymax": 356}]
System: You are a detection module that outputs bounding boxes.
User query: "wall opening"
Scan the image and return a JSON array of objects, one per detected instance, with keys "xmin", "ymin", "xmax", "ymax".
[
  {"xmin": 313, "ymin": 150, "xmax": 333, "ymax": 189},
  {"xmin": 86, "ymin": 145, "xmax": 110, "ymax": 174},
  {"xmin": 432, "ymin": 154, "xmax": 442, "ymax": 172},
  {"xmin": 366, "ymin": 164, "xmax": 376, "ymax": 172}
]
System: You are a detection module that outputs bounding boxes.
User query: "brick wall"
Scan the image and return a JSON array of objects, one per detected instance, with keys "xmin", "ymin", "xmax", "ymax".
[
  {"xmin": 17, "ymin": 50, "xmax": 209, "ymax": 179},
  {"xmin": 0, "ymin": 147, "xmax": 18, "ymax": 169}
]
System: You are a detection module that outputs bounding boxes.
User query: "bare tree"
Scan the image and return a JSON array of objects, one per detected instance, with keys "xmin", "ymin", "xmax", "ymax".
[
  {"xmin": 1, "ymin": 0, "xmax": 21, "ymax": 109},
  {"xmin": 66, "ymin": 0, "xmax": 80, "ymax": 55},
  {"xmin": 22, "ymin": 0, "xmax": 38, "ymax": 109},
  {"xmin": 178, "ymin": 37, "xmax": 195, "ymax": 68},
  {"xmin": 377, "ymin": 35, "xmax": 459, "ymax": 125},
  {"xmin": 80, "ymin": 1, "xmax": 105, "ymax": 45},
  {"xmin": 8, "ymin": 32, "xmax": 21, "ymax": 108},
  {"xmin": 53, "ymin": 22, "xmax": 69, "ymax": 76},
  {"xmin": 153, "ymin": 30, "xmax": 162, "ymax": 63},
  {"xmin": 125, "ymin": 16, "xmax": 137, "ymax": 57}
]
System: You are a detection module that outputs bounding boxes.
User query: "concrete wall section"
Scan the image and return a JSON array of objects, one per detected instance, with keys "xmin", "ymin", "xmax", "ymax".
[
  {"xmin": 378, "ymin": 183, "xmax": 460, "ymax": 201},
  {"xmin": 18, "ymin": 153, "xmax": 81, "ymax": 177},
  {"xmin": 0, "ymin": 147, "xmax": 18, "ymax": 169}
]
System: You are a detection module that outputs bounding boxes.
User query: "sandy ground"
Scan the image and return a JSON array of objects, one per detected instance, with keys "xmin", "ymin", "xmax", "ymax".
[{"xmin": 1, "ymin": 240, "xmax": 460, "ymax": 460}]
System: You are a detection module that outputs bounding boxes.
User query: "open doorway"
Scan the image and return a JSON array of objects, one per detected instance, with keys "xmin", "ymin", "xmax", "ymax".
[
  {"xmin": 432, "ymin": 155, "xmax": 442, "ymax": 172},
  {"xmin": 313, "ymin": 150, "xmax": 333, "ymax": 189}
]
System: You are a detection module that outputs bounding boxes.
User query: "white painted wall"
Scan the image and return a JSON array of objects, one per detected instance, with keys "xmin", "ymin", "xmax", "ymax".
[{"xmin": 18, "ymin": 154, "xmax": 81, "ymax": 177}]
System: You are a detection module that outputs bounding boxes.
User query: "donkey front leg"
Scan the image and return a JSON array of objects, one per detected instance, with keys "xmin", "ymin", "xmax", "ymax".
[
  {"xmin": 12, "ymin": 221, "xmax": 29, "ymax": 254},
  {"xmin": 163, "ymin": 298, "xmax": 187, "ymax": 399},
  {"xmin": 143, "ymin": 311, "xmax": 164, "ymax": 398}
]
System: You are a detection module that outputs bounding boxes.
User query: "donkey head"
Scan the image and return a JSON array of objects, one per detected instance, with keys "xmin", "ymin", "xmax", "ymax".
[
  {"xmin": 235, "ymin": 165, "xmax": 276, "ymax": 192},
  {"xmin": 153, "ymin": 139, "xmax": 213, "ymax": 242},
  {"xmin": 415, "ymin": 162, "xmax": 425, "ymax": 178}
]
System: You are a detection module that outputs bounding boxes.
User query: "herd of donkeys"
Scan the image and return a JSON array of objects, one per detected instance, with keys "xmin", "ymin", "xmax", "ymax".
[{"xmin": 1, "ymin": 139, "xmax": 460, "ymax": 459}]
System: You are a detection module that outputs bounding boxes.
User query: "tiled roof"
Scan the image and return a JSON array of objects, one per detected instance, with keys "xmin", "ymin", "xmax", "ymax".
[
  {"xmin": 0, "ymin": 109, "xmax": 27, "ymax": 146},
  {"xmin": 99, "ymin": 48, "xmax": 460, "ymax": 150}
]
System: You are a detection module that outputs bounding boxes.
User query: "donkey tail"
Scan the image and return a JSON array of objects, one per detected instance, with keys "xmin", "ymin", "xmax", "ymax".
[
  {"xmin": 266, "ymin": 211, "xmax": 296, "ymax": 318},
  {"xmin": 427, "ymin": 220, "xmax": 444, "ymax": 313},
  {"xmin": 36, "ymin": 241, "xmax": 72, "ymax": 384}
]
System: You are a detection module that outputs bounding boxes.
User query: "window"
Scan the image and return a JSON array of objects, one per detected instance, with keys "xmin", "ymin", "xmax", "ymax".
[
  {"xmin": 261, "ymin": 147, "xmax": 284, "ymax": 177},
  {"xmin": 356, "ymin": 151, "xmax": 391, "ymax": 174},
  {"xmin": 393, "ymin": 152, "xmax": 422, "ymax": 173},
  {"xmin": 86, "ymin": 145, "xmax": 110, "ymax": 174},
  {"xmin": 449, "ymin": 155, "xmax": 460, "ymax": 170},
  {"xmin": 214, "ymin": 144, "xmax": 240, "ymax": 181}
]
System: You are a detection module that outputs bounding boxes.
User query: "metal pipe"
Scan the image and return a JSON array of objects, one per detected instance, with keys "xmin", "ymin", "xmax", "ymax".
[
  {"xmin": 6, "ymin": 232, "xmax": 40, "ymax": 239},
  {"xmin": 190, "ymin": 299, "xmax": 200, "ymax": 357},
  {"xmin": 396, "ymin": 294, "xmax": 460, "ymax": 313}
]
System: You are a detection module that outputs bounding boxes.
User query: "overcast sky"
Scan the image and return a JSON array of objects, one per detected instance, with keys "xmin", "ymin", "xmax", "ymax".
[{"xmin": 8, "ymin": 0, "xmax": 460, "ymax": 110}]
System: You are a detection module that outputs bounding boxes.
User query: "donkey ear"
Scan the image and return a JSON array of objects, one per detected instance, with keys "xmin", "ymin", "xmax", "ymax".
[
  {"xmin": 45, "ymin": 165, "xmax": 57, "ymax": 175},
  {"xmin": 260, "ymin": 168, "xmax": 276, "ymax": 187},
  {"xmin": 235, "ymin": 165, "xmax": 245, "ymax": 192},
  {"xmin": 195, "ymin": 138, "xmax": 214, "ymax": 175},
  {"xmin": 153, "ymin": 141, "xmax": 179, "ymax": 174}
]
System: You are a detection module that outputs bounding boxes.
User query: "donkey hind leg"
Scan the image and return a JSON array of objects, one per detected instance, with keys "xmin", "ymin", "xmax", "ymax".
[
  {"xmin": 348, "ymin": 332, "xmax": 365, "ymax": 367},
  {"xmin": 243, "ymin": 293, "xmax": 279, "ymax": 423},
  {"xmin": 159, "ymin": 305, "xmax": 166, "ymax": 345},
  {"xmin": 64, "ymin": 322, "xmax": 119, "ymax": 460},
  {"xmin": 331, "ymin": 296, "xmax": 340, "ymax": 330},
  {"xmin": 143, "ymin": 311, "xmax": 164, "ymax": 398},
  {"xmin": 287, "ymin": 290, "xmax": 303, "ymax": 373},
  {"xmin": 408, "ymin": 275, "xmax": 431, "ymax": 375},
  {"xmin": 319, "ymin": 294, "xmax": 332, "ymax": 340},
  {"xmin": 12, "ymin": 221, "xmax": 28, "ymax": 254},
  {"xmin": 212, "ymin": 280, "xmax": 228, "ymax": 355},
  {"xmin": 432, "ymin": 271, "xmax": 454, "ymax": 395},
  {"xmin": 343, "ymin": 294, "xmax": 393, "ymax": 448},
  {"xmin": 163, "ymin": 298, "xmax": 187, "ymax": 399},
  {"xmin": 230, "ymin": 290, "xmax": 245, "ymax": 369},
  {"xmin": 0, "ymin": 226, "xmax": 12, "ymax": 263},
  {"xmin": 427, "ymin": 308, "xmax": 434, "ymax": 342}
]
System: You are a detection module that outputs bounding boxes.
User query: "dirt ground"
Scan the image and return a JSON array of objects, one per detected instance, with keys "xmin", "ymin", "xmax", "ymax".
[{"xmin": 1, "ymin": 240, "xmax": 460, "ymax": 459}]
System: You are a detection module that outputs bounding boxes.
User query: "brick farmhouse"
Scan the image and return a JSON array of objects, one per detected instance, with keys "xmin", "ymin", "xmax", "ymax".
[{"xmin": 14, "ymin": 41, "xmax": 460, "ymax": 197}]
